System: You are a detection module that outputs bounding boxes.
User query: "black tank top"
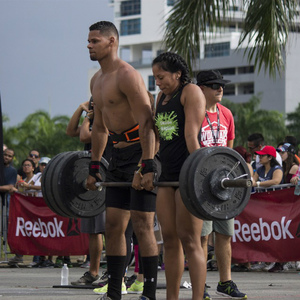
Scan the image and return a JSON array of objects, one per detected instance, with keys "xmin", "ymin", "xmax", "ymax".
[{"xmin": 155, "ymin": 84, "xmax": 189, "ymax": 178}]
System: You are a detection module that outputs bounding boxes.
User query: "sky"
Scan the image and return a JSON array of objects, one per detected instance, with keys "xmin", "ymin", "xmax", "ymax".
[{"xmin": 0, "ymin": 0, "xmax": 114, "ymax": 127}]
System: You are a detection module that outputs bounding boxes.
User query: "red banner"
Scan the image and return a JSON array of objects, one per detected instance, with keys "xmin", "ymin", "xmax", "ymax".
[
  {"xmin": 232, "ymin": 186, "xmax": 300, "ymax": 263},
  {"xmin": 8, "ymin": 193, "xmax": 89, "ymax": 255}
]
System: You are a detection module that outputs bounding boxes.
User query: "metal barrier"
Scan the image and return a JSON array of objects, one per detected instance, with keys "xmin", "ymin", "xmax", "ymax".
[{"xmin": 255, "ymin": 183, "xmax": 294, "ymax": 193}]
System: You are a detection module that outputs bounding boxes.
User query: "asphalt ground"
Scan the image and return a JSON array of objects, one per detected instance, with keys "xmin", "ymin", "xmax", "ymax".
[{"xmin": 0, "ymin": 257, "xmax": 300, "ymax": 300}]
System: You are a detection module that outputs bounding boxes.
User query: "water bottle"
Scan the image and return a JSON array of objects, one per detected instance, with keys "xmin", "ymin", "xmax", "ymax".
[
  {"xmin": 61, "ymin": 264, "xmax": 69, "ymax": 285},
  {"xmin": 294, "ymin": 177, "xmax": 300, "ymax": 196}
]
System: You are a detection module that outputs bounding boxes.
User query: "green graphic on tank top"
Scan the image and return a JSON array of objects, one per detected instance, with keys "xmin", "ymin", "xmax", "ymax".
[{"xmin": 155, "ymin": 111, "xmax": 179, "ymax": 141}]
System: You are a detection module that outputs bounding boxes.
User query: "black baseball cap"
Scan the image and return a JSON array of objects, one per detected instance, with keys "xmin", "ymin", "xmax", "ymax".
[{"xmin": 196, "ymin": 70, "xmax": 231, "ymax": 86}]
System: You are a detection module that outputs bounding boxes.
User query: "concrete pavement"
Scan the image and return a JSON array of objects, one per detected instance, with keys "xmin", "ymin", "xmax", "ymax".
[{"xmin": 0, "ymin": 261, "xmax": 299, "ymax": 299}]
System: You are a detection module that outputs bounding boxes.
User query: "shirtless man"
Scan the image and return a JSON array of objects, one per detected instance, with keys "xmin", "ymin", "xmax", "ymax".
[{"xmin": 85, "ymin": 21, "xmax": 158, "ymax": 300}]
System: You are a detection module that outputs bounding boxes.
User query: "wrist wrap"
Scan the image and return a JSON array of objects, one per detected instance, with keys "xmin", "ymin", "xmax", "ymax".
[
  {"xmin": 89, "ymin": 161, "xmax": 101, "ymax": 181},
  {"xmin": 141, "ymin": 159, "xmax": 157, "ymax": 175}
]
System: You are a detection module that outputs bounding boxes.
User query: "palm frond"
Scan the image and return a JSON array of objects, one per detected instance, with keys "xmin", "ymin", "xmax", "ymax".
[{"xmin": 238, "ymin": 0, "xmax": 298, "ymax": 77}]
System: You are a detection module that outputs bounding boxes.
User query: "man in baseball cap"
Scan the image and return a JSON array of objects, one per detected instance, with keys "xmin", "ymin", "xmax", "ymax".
[{"xmin": 197, "ymin": 69, "xmax": 231, "ymax": 87}]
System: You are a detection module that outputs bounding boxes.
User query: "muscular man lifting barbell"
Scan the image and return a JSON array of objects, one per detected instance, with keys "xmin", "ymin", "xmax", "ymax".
[{"xmin": 85, "ymin": 21, "xmax": 158, "ymax": 300}]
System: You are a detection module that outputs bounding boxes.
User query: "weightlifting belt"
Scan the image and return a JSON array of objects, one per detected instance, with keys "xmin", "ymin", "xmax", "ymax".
[{"xmin": 109, "ymin": 124, "xmax": 140, "ymax": 144}]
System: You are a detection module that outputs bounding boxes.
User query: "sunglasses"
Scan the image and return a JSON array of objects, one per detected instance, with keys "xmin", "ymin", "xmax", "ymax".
[
  {"xmin": 30, "ymin": 154, "xmax": 39, "ymax": 158},
  {"xmin": 205, "ymin": 83, "xmax": 225, "ymax": 90}
]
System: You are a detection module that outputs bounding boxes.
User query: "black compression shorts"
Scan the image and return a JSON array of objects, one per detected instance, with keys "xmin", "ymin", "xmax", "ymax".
[{"xmin": 105, "ymin": 143, "xmax": 156, "ymax": 212}]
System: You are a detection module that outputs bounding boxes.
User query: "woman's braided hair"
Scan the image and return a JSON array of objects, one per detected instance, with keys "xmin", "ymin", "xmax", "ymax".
[{"xmin": 152, "ymin": 52, "xmax": 191, "ymax": 86}]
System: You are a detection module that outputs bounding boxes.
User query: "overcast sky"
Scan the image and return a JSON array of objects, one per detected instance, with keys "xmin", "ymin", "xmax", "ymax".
[{"xmin": 0, "ymin": 0, "xmax": 113, "ymax": 127}]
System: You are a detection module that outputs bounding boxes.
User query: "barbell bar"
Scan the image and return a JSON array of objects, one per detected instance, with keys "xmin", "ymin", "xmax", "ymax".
[
  {"xmin": 41, "ymin": 147, "xmax": 252, "ymax": 220},
  {"xmin": 93, "ymin": 178, "xmax": 252, "ymax": 189}
]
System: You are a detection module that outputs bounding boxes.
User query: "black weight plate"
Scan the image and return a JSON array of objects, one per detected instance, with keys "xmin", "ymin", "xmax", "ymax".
[
  {"xmin": 179, "ymin": 148, "xmax": 208, "ymax": 219},
  {"xmin": 41, "ymin": 152, "xmax": 73, "ymax": 217},
  {"xmin": 48, "ymin": 152, "xmax": 77, "ymax": 218},
  {"xmin": 186, "ymin": 147, "xmax": 216, "ymax": 220},
  {"xmin": 52, "ymin": 151, "xmax": 108, "ymax": 218},
  {"xmin": 189, "ymin": 147, "xmax": 251, "ymax": 220},
  {"xmin": 50, "ymin": 152, "xmax": 82, "ymax": 218}
]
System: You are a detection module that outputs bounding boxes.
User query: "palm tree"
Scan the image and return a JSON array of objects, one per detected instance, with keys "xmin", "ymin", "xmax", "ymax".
[
  {"xmin": 222, "ymin": 95, "xmax": 287, "ymax": 147},
  {"xmin": 164, "ymin": 0, "xmax": 298, "ymax": 77},
  {"xmin": 3, "ymin": 110, "xmax": 83, "ymax": 167}
]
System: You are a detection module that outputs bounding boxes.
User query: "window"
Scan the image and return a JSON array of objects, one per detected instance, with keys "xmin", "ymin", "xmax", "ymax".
[
  {"xmin": 204, "ymin": 42, "xmax": 230, "ymax": 58},
  {"xmin": 219, "ymin": 68, "xmax": 235, "ymax": 75},
  {"xmin": 238, "ymin": 66, "xmax": 254, "ymax": 74},
  {"xmin": 242, "ymin": 83, "xmax": 254, "ymax": 94},
  {"xmin": 120, "ymin": 19, "xmax": 141, "ymax": 36},
  {"xmin": 223, "ymin": 84, "xmax": 235, "ymax": 96},
  {"xmin": 121, "ymin": 0, "xmax": 141, "ymax": 16},
  {"xmin": 148, "ymin": 75, "xmax": 156, "ymax": 91}
]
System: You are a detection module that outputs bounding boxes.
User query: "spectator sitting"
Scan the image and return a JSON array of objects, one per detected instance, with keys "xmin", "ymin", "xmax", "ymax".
[
  {"xmin": 15, "ymin": 159, "xmax": 36, "ymax": 195},
  {"xmin": 17, "ymin": 150, "xmax": 40, "ymax": 180},
  {"xmin": 252, "ymin": 146, "xmax": 283, "ymax": 189},
  {"xmin": 276, "ymin": 143, "xmax": 299, "ymax": 183},
  {"xmin": 247, "ymin": 133, "xmax": 282, "ymax": 172},
  {"xmin": 24, "ymin": 157, "xmax": 51, "ymax": 197}
]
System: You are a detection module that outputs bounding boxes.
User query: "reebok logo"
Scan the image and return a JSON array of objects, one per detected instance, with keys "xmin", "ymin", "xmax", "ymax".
[
  {"xmin": 233, "ymin": 217, "xmax": 294, "ymax": 242},
  {"xmin": 15, "ymin": 217, "xmax": 65, "ymax": 238}
]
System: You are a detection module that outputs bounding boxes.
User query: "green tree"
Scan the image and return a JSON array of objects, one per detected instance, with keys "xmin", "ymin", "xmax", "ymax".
[
  {"xmin": 3, "ymin": 110, "xmax": 83, "ymax": 168},
  {"xmin": 286, "ymin": 103, "xmax": 300, "ymax": 145},
  {"xmin": 164, "ymin": 0, "xmax": 298, "ymax": 77},
  {"xmin": 222, "ymin": 95, "xmax": 287, "ymax": 147}
]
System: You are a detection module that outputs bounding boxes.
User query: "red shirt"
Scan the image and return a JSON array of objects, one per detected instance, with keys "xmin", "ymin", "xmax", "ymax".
[{"xmin": 200, "ymin": 103, "xmax": 235, "ymax": 147}]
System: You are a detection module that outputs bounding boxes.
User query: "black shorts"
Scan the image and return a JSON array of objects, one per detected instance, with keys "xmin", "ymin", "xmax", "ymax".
[{"xmin": 105, "ymin": 143, "xmax": 156, "ymax": 212}]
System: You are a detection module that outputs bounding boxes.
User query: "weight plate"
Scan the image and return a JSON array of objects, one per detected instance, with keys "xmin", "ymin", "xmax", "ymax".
[
  {"xmin": 41, "ymin": 152, "xmax": 73, "ymax": 217},
  {"xmin": 179, "ymin": 148, "xmax": 208, "ymax": 219},
  {"xmin": 52, "ymin": 151, "xmax": 108, "ymax": 218},
  {"xmin": 189, "ymin": 147, "xmax": 251, "ymax": 220}
]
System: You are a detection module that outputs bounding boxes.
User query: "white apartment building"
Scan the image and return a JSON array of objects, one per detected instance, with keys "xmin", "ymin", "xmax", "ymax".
[{"xmin": 100, "ymin": 0, "xmax": 300, "ymax": 115}]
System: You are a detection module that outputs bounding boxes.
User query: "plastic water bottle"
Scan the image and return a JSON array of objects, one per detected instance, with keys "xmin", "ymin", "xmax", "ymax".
[
  {"xmin": 294, "ymin": 178, "xmax": 300, "ymax": 196},
  {"xmin": 61, "ymin": 264, "xmax": 69, "ymax": 285}
]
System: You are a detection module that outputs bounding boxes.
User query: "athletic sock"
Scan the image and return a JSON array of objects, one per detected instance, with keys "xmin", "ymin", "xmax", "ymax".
[
  {"xmin": 141, "ymin": 256, "xmax": 158, "ymax": 300},
  {"xmin": 106, "ymin": 255, "xmax": 126, "ymax": 300}
]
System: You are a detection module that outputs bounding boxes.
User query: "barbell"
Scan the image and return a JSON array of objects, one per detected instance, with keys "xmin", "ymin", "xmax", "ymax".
[{"xmin": 41, "ymin": 147, "xmax": 252, "ymax": 221}]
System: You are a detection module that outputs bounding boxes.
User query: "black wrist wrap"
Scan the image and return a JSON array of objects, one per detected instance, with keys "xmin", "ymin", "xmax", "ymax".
[
  {"xmin": 141, "ymin": 159, "xmax": 157, "ymax": 175},
  {"xmin": 89, "ymin": 161, "xmax": 101, "ymax": 181}
]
